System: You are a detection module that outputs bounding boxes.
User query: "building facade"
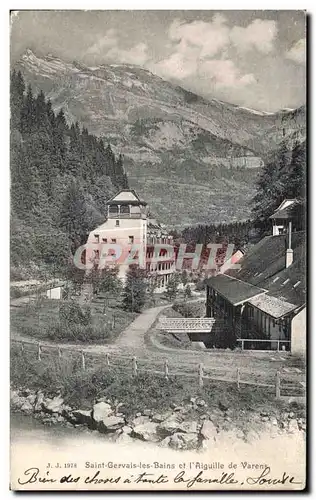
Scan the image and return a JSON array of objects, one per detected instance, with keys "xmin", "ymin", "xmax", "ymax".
[{"xmin": 87, "ymin": 189, "xmax": 175, "ymax": 291}]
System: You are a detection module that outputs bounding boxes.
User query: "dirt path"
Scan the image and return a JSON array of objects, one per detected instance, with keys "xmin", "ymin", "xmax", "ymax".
[{"xmin": 115, "ymin": 304, "xmax": 170, "ymax": 349}]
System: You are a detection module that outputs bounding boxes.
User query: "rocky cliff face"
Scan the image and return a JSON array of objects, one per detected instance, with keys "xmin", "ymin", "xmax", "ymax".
[{"xmin": 15, "ymin": 50, "xmax": 306, "ymax": 226}]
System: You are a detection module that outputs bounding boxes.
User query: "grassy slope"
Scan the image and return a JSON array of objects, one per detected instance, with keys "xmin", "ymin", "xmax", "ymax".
[
  {"xmin": 11, "ymin": 347, "xmax": 305, "ymax": 432},
  {"xmin": 11, "ymin": 297, "xmax": 137, "ymax": 344}
]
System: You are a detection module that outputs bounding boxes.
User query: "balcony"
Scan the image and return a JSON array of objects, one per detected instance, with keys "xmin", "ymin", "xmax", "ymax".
[
  {"xmin": 156, "ymin": 266, "xmax": 176, "ymax": 275},
  {"xmin": 108, "ymin": 213, "xmax": 145, "ymax": 219}
]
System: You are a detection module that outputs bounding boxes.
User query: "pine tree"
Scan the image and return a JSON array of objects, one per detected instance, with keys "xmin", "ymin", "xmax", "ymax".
[
  {"xmin": 287, "ymin": 141, "xmax": 306, "ymax": 230},
  {"xmin": 114, "ymin": 153, "xmax": 129, "ymax": 189},
  {"xmin": 166, "ymin": 274, "xmax": 180, "ymax": 301},
  {"xmin": 10, "ymin": 70, "xmax": 25, "ymax": 131},
  {"xmin": 59, "ymin": 178, "xmax": 90, "ymax": 253},
  {"xmin": 252, "ymin": 139, "xmax": 306, "ymax": 233},
  {"xmin": 123, "ymin": 265, "xmax": 147, "ymax": 312},
  {"xmin": 20, "ymin": 84, "xmax": 36, "ymax": 135}
]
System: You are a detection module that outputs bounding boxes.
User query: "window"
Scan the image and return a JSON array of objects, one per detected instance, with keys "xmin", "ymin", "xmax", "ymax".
[
  {"xmin": 94, "ymin": 234, "xmax": 99, "ymax": 243},
  {"xmin": 102, "ymin": 238, "xmax": 107, "ymax": 243},
  {"xmin": 111, "ymin": 238, "xmax": 116, "ymax": 244},
  {"xmin": 248, "ymin": 306, "xmax": 254, "ymax": 318},
  {"xmin": 120, "ymin": 205, "xmax": 130, "ymax": 214},
  {"xmin": 116, "ymin": 220, "xmax": 120, "ymax": 226},
  {"xmin": 128, "ymin": 235, "xmax": 134, "ymax": 244},
  {"xmin": 108, "ymin": 205, "xmax": 118, "ymax": 214}
]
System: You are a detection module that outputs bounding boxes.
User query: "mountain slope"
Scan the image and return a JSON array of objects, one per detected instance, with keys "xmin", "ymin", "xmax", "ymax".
[{"xmin": 15, "ymin": 50, "xmax": 306, "ymax": 226}]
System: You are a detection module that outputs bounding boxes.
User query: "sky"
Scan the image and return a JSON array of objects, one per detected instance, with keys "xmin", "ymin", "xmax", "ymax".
[{"xmin": 10, "ymin": 10, "xmax": 306, "ymax": 112}]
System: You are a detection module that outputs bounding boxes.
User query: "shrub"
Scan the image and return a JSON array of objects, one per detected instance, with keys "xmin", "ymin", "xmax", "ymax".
[
  {"xmin": 10, "ymin": 287, "xmax": 24, "ymax": 299},
  {"xmin": 184, "ymin": 284, "xmax": 192, "ymax": 299},
  {"xmin": 59, "ymin": 300, "xmax": 91, "ymax": 326},
  {"xmin": 173, "ymin": 301, "xmax": 205, "ymax": 318},
  {"xmin": 195, "ymin": 279, "xmax": 206, "ymax": 291}
]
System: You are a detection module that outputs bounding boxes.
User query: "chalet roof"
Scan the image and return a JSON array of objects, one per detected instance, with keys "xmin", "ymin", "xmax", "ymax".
[
  {"xmin": 107, "ymin": 199, "xmax": 148, "ymax": 206},
  {"xmin": 269, "ymin": 199, "xmax": 297, "ymax": 220},
  {"xmin": 206, "ymin": 274, "xmax": 266, "ymax": 306},
  {"xmin": 269, "ymin": 208, "xmax": 293, "ymax": 219},
  {"xmin": 248, "ymin": 294, "xmax": 299, "ymax": 319},
  {"xmin": 106, "ymin": 189, "xmax": 147, "ymax": 205},
  {"xmin": 226, "ymin": 231, "xmax": 306, "ymax": 308}
]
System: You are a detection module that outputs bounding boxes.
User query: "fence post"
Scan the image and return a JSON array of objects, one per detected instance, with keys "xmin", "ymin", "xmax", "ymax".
[
  {"xmin": 38, "ymin": 343, "xmax": 41, "ymax": 361},
  {"xmin": 241, "ymin": 340, "xmax": 244, "ymax": 350},
  {"xmin": 21, "ymin": 342, "xmax": 24, "ymax": 354},
  {"xmin": 132, "ymin": 356, "xmax": 137, "ymax": 377},
  {"xmin": 198, "ymin": 363, "xmax": 204, "ymax": 388},
  {"xmin": 164, "ymin": 359, "xmax": 169, "ymax": 380},
  {"xmin": 58, "ymin": 347, "xmax": 62, "ymax": 359},
  {"xmin": 275, "ymin": 371, "xmax": 281, "ymax": 399},
  {"xmin": 106, "ymin": 353, "xmax": 110, "ymax": 368},
  {"xmin": 81, "ymin": 350, "xmax": 86, "ymax": 371},
  {"xmin": 236, "ymin": 368, "xmax": 240, "ymax": 389}
]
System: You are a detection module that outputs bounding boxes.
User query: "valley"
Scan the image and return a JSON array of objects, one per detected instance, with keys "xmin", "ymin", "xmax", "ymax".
[{"xmin": 15, "ymin": 49, "xmax": 306, "ymax": 226}]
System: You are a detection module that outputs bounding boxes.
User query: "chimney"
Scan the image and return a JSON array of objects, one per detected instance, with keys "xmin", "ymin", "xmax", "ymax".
[{"xmin": 286, "ymin": 220, "xmax": 293, "ymax": 268}]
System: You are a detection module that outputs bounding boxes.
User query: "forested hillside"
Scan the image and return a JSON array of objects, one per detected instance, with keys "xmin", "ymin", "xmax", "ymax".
[
  {"xmin": 182, "ymin": 221, "xmax": 254, "ymax": 248},
  {"xmin": 10, "ymin": 70, "xmax": 128, "ymax": 279},
  {"xmin": 180, "ymin": 139, "xmax": 306, "ymax": 249},
  {"xmin": 252, "ymin": 139, "xmax": 306, "ymax": 233}
]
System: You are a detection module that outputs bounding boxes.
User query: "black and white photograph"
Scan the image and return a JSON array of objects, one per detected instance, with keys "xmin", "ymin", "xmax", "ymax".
[{"xmin": 9, "ymin": 9, "xmax": 306, "ymax": 491}]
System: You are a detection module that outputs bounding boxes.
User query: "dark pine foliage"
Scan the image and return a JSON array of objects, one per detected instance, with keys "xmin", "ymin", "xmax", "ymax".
[
  {"xmin": 10, "ymin": 70, "xmax": 129, "ymax": 276},
  {"xmin": 182, "ymin": 220, "xmax": 254, "ymax": 249},
  {"xmin": 123, "ymin": 265, "xmax": 147, "ymax": 313},
  {"xmin": 252, "ymin": 139, "xmax": 306, "ymax": 234}
]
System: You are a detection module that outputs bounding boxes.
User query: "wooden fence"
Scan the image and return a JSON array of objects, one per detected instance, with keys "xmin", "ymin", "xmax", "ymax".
[
  {"xmin": 237, "ymin": 338, "xmax": 292, "ymax": 352},
  {"xmin": 11, "ymin": 339, "xmax": 305, "ymax": 400}
]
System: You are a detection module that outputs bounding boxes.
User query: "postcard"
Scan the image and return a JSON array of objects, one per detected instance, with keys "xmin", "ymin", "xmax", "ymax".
[{"xmin": 10, "ymin": 9, "xmax": 306, "ymax": 491}]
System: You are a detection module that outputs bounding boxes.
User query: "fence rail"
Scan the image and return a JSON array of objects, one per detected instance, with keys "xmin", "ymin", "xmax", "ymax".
[
  {"xmin": 158, "ymin": 317, "xmax": 216, "ymax": 332},
  {"xmin": 11, "ymin": 339, "xmax": 305, "ymax": 399},
  {"xmin": 237, "ymin": 338, "xmax": 291, "ymax": 352}
]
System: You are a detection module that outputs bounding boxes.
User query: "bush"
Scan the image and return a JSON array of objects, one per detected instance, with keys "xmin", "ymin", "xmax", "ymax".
[
  {"xmin": 173, "ymin": 301, "xmax": 205, "ymax": 318},
  {"xmin": 10, "ymin": 287, "xmax": 24, "ymax": 299},
  {"xmin": 195, "ymin": 279, "xmax": 206, "ymax": 291},
  {"xmin": 184, "ymin": 284, "xmax": 192, "ymax": 299},
  {"xmin": 10, "ymin": 349, "xmax": 116, "ymax": 407},
  {"xmin": 46, "ymin": 321, "xmax": 112, "ymax": 343},
  {"xmin": 59, "ymin": 300, "xmax": 91, "ymax": 326}
]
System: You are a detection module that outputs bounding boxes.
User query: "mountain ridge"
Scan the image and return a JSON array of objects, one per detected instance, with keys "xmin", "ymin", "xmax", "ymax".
[{"xmin": 15, "ymin": 49, "xmax": 306, "ymax": 226}]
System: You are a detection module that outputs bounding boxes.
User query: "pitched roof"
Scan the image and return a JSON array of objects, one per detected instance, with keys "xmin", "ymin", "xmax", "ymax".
[
  {"xmin": 226, "ymin": 231, "xmax": 306, "ymax": 307},
  {"xmin": 107, "ymin": 189, "xmax": 147, "ymax": 205},
  {"xmin": 248, "ymin": 294, "xmax": 299, "ymax": 319},
  {"xmin": 269, "ymin": 199, "xmax": 297, "ymax": 219},
  {"xmin": 206, "ymin": 274, "xmax": 266, "ymax": 306}
]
